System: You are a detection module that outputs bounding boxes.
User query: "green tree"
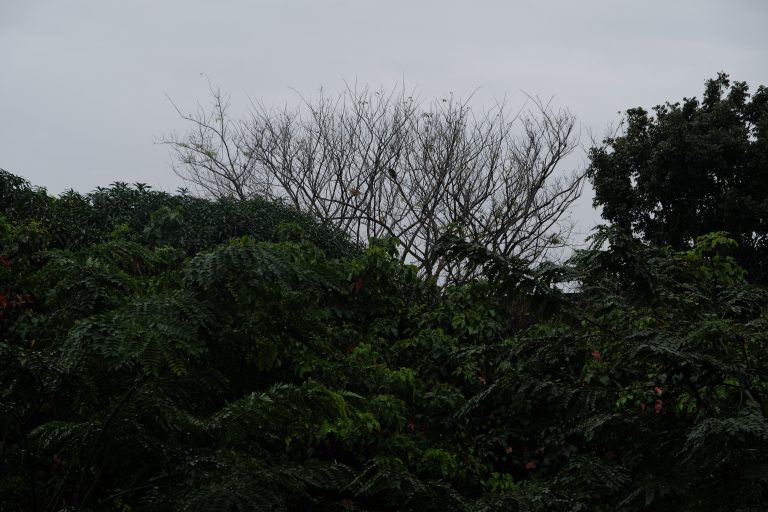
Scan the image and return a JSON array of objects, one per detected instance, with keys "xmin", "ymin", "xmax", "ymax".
[
  {"xmin": 0, "ymin": 169, "xmax": 360, "ymax": 258},
  {"xmin": 587, "ymin": 73, "xmax": 768, "ymax": 282},
  {"xmin": 4, "ymin": 171, "xmax": 768, "ymax": 510}
]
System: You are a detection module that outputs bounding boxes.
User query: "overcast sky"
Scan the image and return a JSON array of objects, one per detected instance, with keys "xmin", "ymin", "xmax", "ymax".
[{"xmin": 2, "ymin": 0, "xmax": 767, "ymax": 236}]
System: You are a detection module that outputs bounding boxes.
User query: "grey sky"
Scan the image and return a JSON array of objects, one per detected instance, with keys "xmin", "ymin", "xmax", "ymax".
[{"xmin": 2, "ymin": 0, "xmax": 767, "ymax": 237}]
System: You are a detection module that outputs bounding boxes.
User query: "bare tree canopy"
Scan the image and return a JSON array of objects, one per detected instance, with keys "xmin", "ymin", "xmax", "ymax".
[{"xmin": 161, "ymin": 84, "xmax": 585, "ymax": 284}]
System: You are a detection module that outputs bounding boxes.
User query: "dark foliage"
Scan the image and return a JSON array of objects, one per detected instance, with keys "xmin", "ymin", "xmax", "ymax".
[
  {"xmin": 587, "ymin": 73, "xmax": 768, "ymax": 282},
  {"xmin": 2, "ymin": 170, "xmax": 768, "ymax": 511},
  {"xmin": 0, "ymin": 169, "xmax": 361, "ymax": 259}
]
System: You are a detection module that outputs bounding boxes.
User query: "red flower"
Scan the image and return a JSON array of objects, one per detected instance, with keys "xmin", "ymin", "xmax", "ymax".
[
  {"xmin": 654, "ymin": 399, "xmax": 663, "ymax": 414},
  {"xmin": 352, "ymin": 277, "xmax": 365, "ymax": 294},
  {"xmin": 0, "ymin": 255, "xmax": 11, "ymax": 269},
  {"xmin": 591, "ymin": 350, "xmax": 601, "ymax": 360},
  {"xmin": 406, "ymin": 420, "xmax": 415, "ymax": 432},
  {"xmin": 524, "ymin": 461, "xmax": 539, "ymax": 470},
  {"xmin": 654, "ymin": 386, "xmax": 664, "ymax": 396}
]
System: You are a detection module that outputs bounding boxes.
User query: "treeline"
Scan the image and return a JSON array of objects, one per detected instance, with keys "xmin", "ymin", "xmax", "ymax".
[
  {"xmin": 0, "ymin": 170, "xmax": 359, "ymax": 258},
  {"xmin": 1, "ymin": 74, "xmax": 767, "ymax": 511}
]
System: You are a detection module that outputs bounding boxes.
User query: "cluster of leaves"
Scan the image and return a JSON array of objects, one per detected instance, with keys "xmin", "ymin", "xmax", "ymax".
[
  {"xmin": 587, "ymin": 73, "xmax": 768, "ymax": 283},
  {"xmin": 2, "ymin": 170, "xmax": 768, "ymax": 511},
  {"xmin": 0, "ymin": 169, "xmax": 360, "ymax": 259}
]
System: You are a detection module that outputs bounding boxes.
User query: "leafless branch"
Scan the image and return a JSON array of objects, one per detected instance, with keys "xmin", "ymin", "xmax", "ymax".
[{"xmin": 161, "ymin": 85, "xmax": 585, "ymax": 285}]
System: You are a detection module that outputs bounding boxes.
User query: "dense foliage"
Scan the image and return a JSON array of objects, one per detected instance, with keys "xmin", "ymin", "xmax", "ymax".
[
  {"xmin": 0, "ymin": 169, "xmax": 360, "ymax": 259},
  {"xmin": 587, "ymin": 73, "xmax": 768, "ymax": 282},
  {"xmin": 2, "ymin": 169, "xmax": 768, "ymax": 511}
]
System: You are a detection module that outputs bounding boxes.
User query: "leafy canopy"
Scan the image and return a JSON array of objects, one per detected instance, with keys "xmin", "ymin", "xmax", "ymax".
[
  {"xmin": 3, "ymin": 134, "xmax": 768, "ymax": 512},
  {"xmin": 587, "ymin": 73, "xmax": 768, "ymax": 282}
]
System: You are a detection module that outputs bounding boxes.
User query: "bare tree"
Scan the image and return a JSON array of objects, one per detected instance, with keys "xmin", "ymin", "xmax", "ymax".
[{"xmin": 160, "ymin": 83, "xmax": 584, "ymax": 284}]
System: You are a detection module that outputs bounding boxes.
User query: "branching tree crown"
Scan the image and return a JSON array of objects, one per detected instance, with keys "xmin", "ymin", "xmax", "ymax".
[
  {"xmin": 161, "ymin": 84, "xmax": 584, "ymax": 284},
  {"xmin": 587, "ymin": 73, "xmax": 768, "ymax": 282}
]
